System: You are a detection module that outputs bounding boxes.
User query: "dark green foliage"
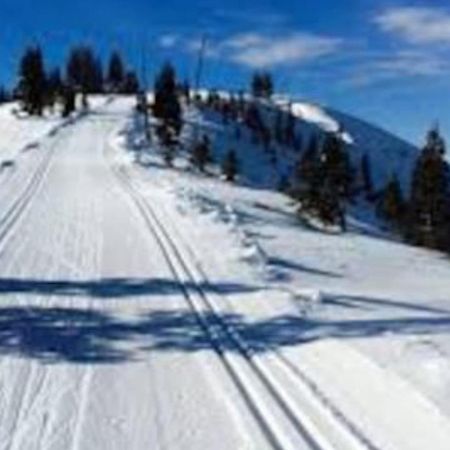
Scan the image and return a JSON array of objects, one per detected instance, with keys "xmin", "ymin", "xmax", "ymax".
[
  {"xmin": 294, "ymin": 132, "xmax": 353, "ymax": 230},
  {"xmin": 153, "ymin": 62, "xmax": 182, "ymax": 137},
  {"xmin": 191, "ymin": 135, "xmax": 212, "ymax": 172},
  {"xmin": 46, "ymin": 68, "xmax": 63, "ymax": 109},
  {"xmin": 222, "ymin": 150, "xmax": 239, "ymax": 182},
  {"xmin": 18, "ymin": 46, "xmax": 46, "ymax": 115},
  {"xmin": 157, "ymin": 124, "xmax": 178, "ymax": 167},
  {"xmin": 61, "ymin": 84, "xmax": 76, "ymax": 118},
  {"xmin": 251, "ymin": 72, "xmax": 273, "ymax": 98},
  {"xmin": 320, "ymin": 132, "xmax": 353, "ymax": 199},
  {"xmin": 407, "ymin": 127, "xmax": 450, "ymax": 250},
  {"xmin": 377, "ymin": 175, "xmax": 405, "ymax": 226},
  {"xmin": 274, "ymin": 110, "xmax": 284, "ymax": 144},
  {"xmin": 66, "ymin": 46, "xmax": 103, "ymax": 95},
  {"xmin": 361, "ymin": 153, "xmax": 374, "ymax": 199},
  {"xmin": 107, "ymin": 51, "xmax": 125, "ymax": 92},
  {"xmin": 284, "ymin": 112, "xmax": 296, "ymax": 147},
  {"xmin": 293, "ymin": 135, "xmax": 321, "ymax": 210},
  {"xmin": 122, "ymin": 71, "xmax": 140, "ymax": 94}
]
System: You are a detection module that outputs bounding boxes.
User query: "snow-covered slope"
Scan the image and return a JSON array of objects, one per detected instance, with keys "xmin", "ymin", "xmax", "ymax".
[
  {"xmin": 324, "ymin": 106, "xmax": 418, "ymax": 191},
  {"xmin": 122, "ymin": 94, "xmax": 450, "ymax": 448},
  {"xmin": 186, "ymin": 95, "xmax": 419, "ymax": 202},
  {"xmin": 1, "ymin": 95, "xmax": 449, "ymax": 450}
]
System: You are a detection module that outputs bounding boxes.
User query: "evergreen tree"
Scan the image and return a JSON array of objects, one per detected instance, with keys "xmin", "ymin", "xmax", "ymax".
[
  {"xmin": 66, "ymin": 46, "xmax": 103, "ymax": 96},
  {"xmin": 93, "ymin": 57, "xmax": 104, "ymax": 93},
  {"xmin": 107, "ymin": 51, "xmax": 125, "ymax": 92},
  {"xmin": 251, "ymin": 72, "xmax": 273, "ymax": 98},
  {"xmin": 18, "ymin": 46, "xmax": 46, "ymax": 115},
  {"xmin": 122, "ymin": 71, "xmax": 140, "ymax": 94},
  {"xmin": 61, "ymin": 84, "xmax": 76, "ymax": 118},
  {"xmin": 408, "ymin": 127, "xmax": 450, "ymax": 250},
  {"xmin": 294, "ymin": 132, "xmax": 353, "ymax": 230},
  {"xmin": 153, "ymin": 62, "xmax": 182, "ymax": 137},
  {"xmin": 284, "ymin": 112, "xmax": 296, "ymax": 147},
  {"xmin": 222, "ymin": 150, "xmax": 239, "ymax": 182},
  {"xmin": 293, "ymin": 134, "xmax": 321, "ymax": 211},
  {"xmin": 274, "ymin": 110, "xmax": 284, "ymax": 144},
  {"xmin": 46, "ymin": 68, "xmax": 63, "ymax": 109},
  {"xmin": 191, "ymin": 135, "xmax": 212, "ymax": 172},
  {"xmin": 320, "ymin": 131, "xmax": 353, "ymax": 200},
  {"xmin": 157, "ymin": 125, "xmax": 177, "ymax": 167},
  {"xmin": 377, "ymin": 175, "xmax": 405, "ymax": 226},
  {"xmin": 261, "ymin": 72, "xmax": 273, "ymax": 98},
  {"xmin": 361, "ymin": 153, "xmax": 374, "ymax": 198}
]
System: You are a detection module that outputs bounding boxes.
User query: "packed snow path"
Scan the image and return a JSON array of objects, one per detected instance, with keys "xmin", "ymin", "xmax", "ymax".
[
  {"xmin": 0, "ymin": 103, "xmax": 258, "ymax": 450},
  {"xmin": 1, "ymin": 99, "xmax": 450, "ymax": 450}
]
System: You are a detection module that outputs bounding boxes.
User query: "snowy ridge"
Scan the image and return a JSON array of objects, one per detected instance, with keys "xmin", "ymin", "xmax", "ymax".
[{"xmin": 192, "ymin": 91, "xmax": 419, "ymax": 197}]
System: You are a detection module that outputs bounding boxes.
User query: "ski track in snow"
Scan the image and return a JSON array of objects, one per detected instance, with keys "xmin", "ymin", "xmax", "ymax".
[
  {"xmin": 106, "ymin": 126, "xmax": 383, "ymax": 450},
  {"xmin": 0, "ymin": 101, "xmax": 250, "ymax": 450},
  {"xmin": 114, "ymin": 98, "xmax": 450, "ymax": 449}
]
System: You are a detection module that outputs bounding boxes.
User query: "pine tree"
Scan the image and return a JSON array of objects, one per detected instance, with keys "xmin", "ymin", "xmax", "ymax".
[
  {"xmin": 293, "ymin": 134, "xmax": 321, "ymax": 211},
  {"xmin": 294, "ymin": 132, "xmax": 353, "ymax": 230},
  {"xmin": 157, "ymin": 125, "xmax": 177, "ymax": 167},
  {"xmin": 274, "ymin": 110, "xmax": 284, "ymax": 144},
  {"xmin": 361, "ymin": 153, "xmax": 374, "ymax": 199},
  {"xmin": 46, "ymin": 68, "xmax": 63, "ymax": 110},
  {"xmin": 18, "ymin": 46, "xmax": 46, "ymax": 115},
  {"xmin": 122, "ymin": 71, "xmax": 140, "ymax": 94},
  {"xmin": 408, "ymin": 127, "xmax": 450, "ymax": 250},
  {"xmin": 321, "ymin": 131, "xmax": 353, "ymax": 199},
  {"xmin": 61, "ymin": 83, "xmax": 76, "ymax": 118},
  {"xmin": 222, "ymin": 150, "xmax": 239, "ymax": 182},
  {"xmin": 93, "ymin": 57, "xmax": 104, "ymax": 93},
  {"xmin": 153, "ymin": 62, "xmax": 182, "ymax": 137},
  {"xmin": 107, "ymin": 51, "xmax": 125, "ymax": 92},
  {"xmin": 191, "ymin": 135, "xmax": 212, "ymax": 172},
  {"xmin": 66, "ymin": 46, "xmax": 103, "ymax": 96},
  {"xmin": 377, "ymin": 175, "xmax": 405, "ymax": 226},
  {"xmin": 284, "ymin": 112, "xmax": 296, "ymax": 147},
  {"xmin": 251, "ymin": 73, "xmax": 263, "ymax": 98},
  {"xmin": 251, "ymin": 72, "xmax": 273, "ymax": 98}
]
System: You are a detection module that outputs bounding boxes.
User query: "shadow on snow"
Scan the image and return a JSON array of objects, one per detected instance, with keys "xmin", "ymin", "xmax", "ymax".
[
  {"xmin": 0, "ymin": 277, "xmax": 449, "ymax": 365},
  {"xmin": 0, "ymin": 277, "xmax": 258, "ymax": 298}
]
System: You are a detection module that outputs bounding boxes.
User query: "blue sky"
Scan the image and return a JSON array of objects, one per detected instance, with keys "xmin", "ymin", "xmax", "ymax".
[{"xmin": 0, "ymin": 0, "xmax": 449, "ymax": 145}]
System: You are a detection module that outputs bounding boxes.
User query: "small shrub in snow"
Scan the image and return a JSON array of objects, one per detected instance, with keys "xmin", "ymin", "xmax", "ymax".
[{"xmin": 190, "ymin": 135, "xmax": 212, "ymax": 173}]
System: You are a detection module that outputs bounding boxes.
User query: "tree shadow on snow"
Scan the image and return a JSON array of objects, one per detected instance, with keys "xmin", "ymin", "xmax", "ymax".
[
  {"xmin": 0, "ymin": 277, "xmax": 259, "ymax": 298},
  {"xmin": 0, "ymin": 281, "xmax": 450, "ymax": 364}
]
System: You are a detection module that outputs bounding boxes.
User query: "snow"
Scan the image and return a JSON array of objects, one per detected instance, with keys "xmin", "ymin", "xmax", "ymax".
[
  {"xmin": 119, "ymin": 95, "xmax": 450, "ymax": 448},
  {"xmin": 0, "ymin": 95, "xmax": 450, "ymax": 449}
]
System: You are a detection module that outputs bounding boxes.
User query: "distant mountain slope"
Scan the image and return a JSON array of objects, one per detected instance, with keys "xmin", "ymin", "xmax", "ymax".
[
  {"xmin": 187, "ymin": 94, "xmax": 420, "ymax": 197},
  {"xmin": 324, "ymin": 106, "xmax": 418, "ymax": 191}
]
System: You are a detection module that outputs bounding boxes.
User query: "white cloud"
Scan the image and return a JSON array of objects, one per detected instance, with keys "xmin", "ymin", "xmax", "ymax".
[
  {"xmin": 348, "ymin": 50, "xmax": 450, "ymax": 87},
  {"xmin": 159, "ymin": 34, "xmax": 179, "ymax": 49},
  {"xmin": 375, "ymin": 50, "xmax": 449, "ymax": 76},
  {"xmin": 220, "ymin": 32, "xmax": 341, "ymax": 68},
  {"xmin": 375, "ymin": 7, "xmax": 450, "ymax": 44}
]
